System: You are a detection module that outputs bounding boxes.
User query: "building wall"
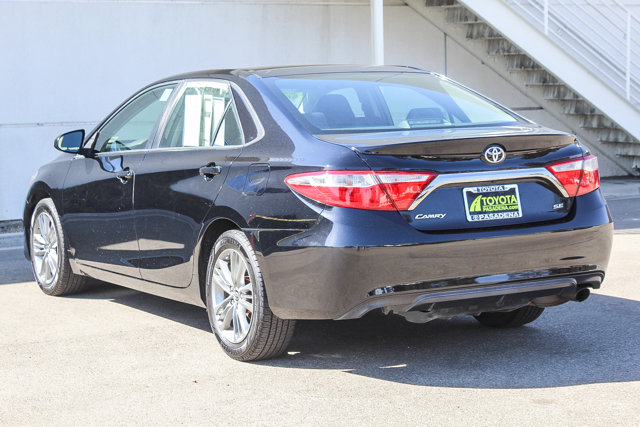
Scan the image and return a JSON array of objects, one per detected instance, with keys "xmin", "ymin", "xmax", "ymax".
[{"xmin": 0, "ymin": 0, "xmax": 588, "ymax": 220}]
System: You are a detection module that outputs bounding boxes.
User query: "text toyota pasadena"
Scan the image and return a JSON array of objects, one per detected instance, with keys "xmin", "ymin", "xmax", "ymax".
[{"xmin": 24, "ymin": 66, "xmax": 613, "ymax": 361}]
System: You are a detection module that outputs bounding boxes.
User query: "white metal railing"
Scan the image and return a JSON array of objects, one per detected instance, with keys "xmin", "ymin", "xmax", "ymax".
[{"xmin": 505, "ymin": 0, "xmax": 640, "ymax": 107}]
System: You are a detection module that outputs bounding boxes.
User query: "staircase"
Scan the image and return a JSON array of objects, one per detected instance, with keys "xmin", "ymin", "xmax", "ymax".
[{"xmin": 405, "ymin": 0, "xmax": 640, "ymax": 176}]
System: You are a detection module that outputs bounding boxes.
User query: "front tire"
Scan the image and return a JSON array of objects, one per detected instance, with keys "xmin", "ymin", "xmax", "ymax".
[
  {"xmin": 30, "ymin": 198, "xmax": 88, "ymax": 296},
  {"xmin": 205, "ymin": 230, "xmax": 295, "ymax": 361},
  {"xmin": 473, "ymin": 305, "xmax": 545, "ymax": 328}
]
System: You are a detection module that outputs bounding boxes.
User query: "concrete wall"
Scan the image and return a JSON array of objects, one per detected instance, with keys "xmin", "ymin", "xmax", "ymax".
[{"xmin": 0, "ymin": 0, "xmax": 589, "ymax": 220}]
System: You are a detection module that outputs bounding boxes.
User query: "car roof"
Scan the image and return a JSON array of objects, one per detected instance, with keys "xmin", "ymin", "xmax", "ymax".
[{"xmin": 155, "ymin": 64, "xmax": 430, "ymax": 84}]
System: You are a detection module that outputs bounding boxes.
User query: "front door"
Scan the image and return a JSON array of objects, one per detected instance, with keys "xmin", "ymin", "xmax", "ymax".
[{"xmin": 62, "ymin": 83, "xmax": 178, "ymax": 278}]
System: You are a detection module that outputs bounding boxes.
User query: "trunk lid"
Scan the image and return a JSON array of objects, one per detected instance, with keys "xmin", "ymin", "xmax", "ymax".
[{"xmin": 316, "ymin": 126, "xmax": 583, "ymax": 232}]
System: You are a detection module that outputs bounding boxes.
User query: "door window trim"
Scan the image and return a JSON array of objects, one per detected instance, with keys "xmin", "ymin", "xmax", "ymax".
[
  {"xmin": 150, "ymin": 78, "xmax": 265, "ymax": 152},
  {"xmin": 82, "ymin": 82, "xmax": 182, "ymax": 154}
]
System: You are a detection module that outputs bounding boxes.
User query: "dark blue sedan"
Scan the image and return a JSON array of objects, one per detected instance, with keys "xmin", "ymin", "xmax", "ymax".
[{"xmin": 24, "ymin": 66, "xmax": 613, "ymax": 360}]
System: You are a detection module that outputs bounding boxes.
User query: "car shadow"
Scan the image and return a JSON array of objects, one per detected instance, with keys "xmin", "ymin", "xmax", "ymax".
[
  {"xmin": 71, "ymin": 283, "xmax": 640, "ymax": 389},
  {"xmin": 70, "ymin": 281, "xmax": 211, "ymax": 333},
  {"xmin": 259, "ymin": 294, "xmax": 640, "ymax": 389}
]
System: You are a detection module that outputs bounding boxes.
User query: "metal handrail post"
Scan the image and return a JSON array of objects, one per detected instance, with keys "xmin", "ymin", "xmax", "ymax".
[
  {"xmin": 544, "ymin": 0, "xmax": 549, "ymax": 35},
  {"xmin": 371, "ymin": 0, "xmax": 384, "ymax": 65},
  {"xmin": 627, "ymin": 10, "xmax": 632, "ymax": 100}
]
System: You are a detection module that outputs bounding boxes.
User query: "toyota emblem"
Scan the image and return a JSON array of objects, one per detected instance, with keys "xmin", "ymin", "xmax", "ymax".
[{"xmin": 482, "ymin": 145, "xmax": 506, "ymax": 164}]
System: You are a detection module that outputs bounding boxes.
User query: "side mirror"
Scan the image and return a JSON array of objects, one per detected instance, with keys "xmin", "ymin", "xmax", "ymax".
[{"xmin": 54, "ymin": 129, "xmax": 85, "ymax": 154}]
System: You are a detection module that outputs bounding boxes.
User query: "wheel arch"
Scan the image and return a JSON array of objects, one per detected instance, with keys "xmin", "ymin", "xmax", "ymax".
[{"xmin": 195, "ymin": 216, "xmax": 244, "ymax": 305}]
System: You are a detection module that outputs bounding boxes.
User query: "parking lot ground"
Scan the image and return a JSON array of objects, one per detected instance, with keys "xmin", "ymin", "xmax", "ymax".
[{"xmin": 1, "ymin": 182, "xmax": 639, "ymax": 425}]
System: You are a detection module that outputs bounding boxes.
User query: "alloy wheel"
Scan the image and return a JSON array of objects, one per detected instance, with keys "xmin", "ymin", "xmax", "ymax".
[
  {"xmin": 211, "ymin": 248, "xmax": 254, "ymax": 343},
  {"xmin": 32, "ymin": 211, "xmax": 59, "ymax": 287}
]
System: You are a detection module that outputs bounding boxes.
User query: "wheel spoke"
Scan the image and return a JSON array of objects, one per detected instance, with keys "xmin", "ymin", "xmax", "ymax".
[
  {"xmin": 213, "ymin": 266, "xmax": 232, "ymax": 294},
  {"xmin": 33, "ymin": 247, "xmax": 46, "ymax": 257},
  {"xmin": 34, "ymin": 257, "xmax": 43, "ymax": 276},
  {"xmin": 33, "ymin": 234, "xmax": 46, "ymax": 247},
  {"xmin": 46, "ymin": 256, "xmax": 57, "ymax": 280},
  {"xmin": 40, "ymin": 255, "xmax": 49, "ymax": 280},
  {"xmin": 216, "ymin": 258, "xmax": 234, "ymax": 290},
  {"xmin": 215, "ymin": 295, "xmax": 232, "ymax": 316},
  {"xmin": 47, "ymin": 225, "xmax": 57, "ymax": 245},
  {"xmin": 238, "ymin": 283, "xmax": 252, "ymax": 294},
  {"xmin": 48, "ymin": 250, "xmax": 59, "ymax": 267},
  {"xmin": 232, "ymin": 306, "xmax": 242, "ymax": 340},
  {"xmin": 219, "ymin": 303, "xmax": 233, "ymax": 330},
  {"xmin": 233, "ymin": 307, "xmax": 242, "ymax": 342},
  {"xmin": 38, "ymin": 214, "xmax": 47, "ymax": 239},
  {"xmin": 236, "ymin": 306, "xmax": 250, "ymax": 336},
  {"xmin": 231, "ymin": 251, "xmax": 245, "ymax": 288},
  {"xmin": 237, "ymin": 298, "xmax": 253, "ymax": 313}
]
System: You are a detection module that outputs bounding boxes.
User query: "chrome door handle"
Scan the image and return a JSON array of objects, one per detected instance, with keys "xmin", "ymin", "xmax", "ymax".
[
  {"xmin": 116, "ymin": 167, "xmax": 133, "ymax": 184},
  {"xmin": 199, "ymin": 164, "xmax": 222, "ymax": 180}
]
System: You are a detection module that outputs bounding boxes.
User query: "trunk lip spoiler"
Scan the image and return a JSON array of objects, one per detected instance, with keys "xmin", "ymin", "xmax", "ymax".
[{"xmin": 408, "ymin": 168, "xmax": 569, "ymax": 211}]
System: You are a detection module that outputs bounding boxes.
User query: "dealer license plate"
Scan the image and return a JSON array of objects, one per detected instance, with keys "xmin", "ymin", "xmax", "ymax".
[{"xmin": 462, "ymin": 184, "xmax": 522, "ymax": 222}]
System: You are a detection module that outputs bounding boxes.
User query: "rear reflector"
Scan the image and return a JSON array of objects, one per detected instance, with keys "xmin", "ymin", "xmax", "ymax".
[
  {"xmin": 546, "ymin": 155, "xmax": 600, "ymax": 197},
  {"xmin": 285, "ymin": 170, "xmax": 436, "ymax": 211}
]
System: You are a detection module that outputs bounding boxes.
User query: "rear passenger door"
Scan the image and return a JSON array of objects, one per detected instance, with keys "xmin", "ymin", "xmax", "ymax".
[{"xmin": 133, "ymin": 80, "xmax": 246, "ymax": 287}]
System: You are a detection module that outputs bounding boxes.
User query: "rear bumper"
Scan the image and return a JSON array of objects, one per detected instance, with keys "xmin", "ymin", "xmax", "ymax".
[{"xmin": 252, "ymin": 190, "xmax": 613, "ymax": 320}]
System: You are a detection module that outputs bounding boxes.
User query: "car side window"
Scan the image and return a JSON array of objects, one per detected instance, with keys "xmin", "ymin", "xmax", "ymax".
[
  {"xmin": 94, "ymin": 85, "xmax": 177, "ymax": 152},
  {"xmin": 231, "ymin": 89, "xmax": 258, "ymax": 144},
  {"xmin": 159, "ymin": 82, "xmax": 231, "ymax": 148},
  {"xmin": 213, "ymin": 102, "xmax": 244, "ymax": 147}
]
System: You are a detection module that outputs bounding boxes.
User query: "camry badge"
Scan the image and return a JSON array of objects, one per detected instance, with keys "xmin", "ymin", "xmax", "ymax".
[
  {"xmin": 415, "ymin": 213, "xmax": 447, "ymax": 220},
  {"xmin": 482, "ymin": 145, "xmax": 506, "ymax": 164}
]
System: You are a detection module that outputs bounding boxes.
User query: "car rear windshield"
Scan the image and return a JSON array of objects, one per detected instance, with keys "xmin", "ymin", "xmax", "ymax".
[{"xmin": 263, "ymin": 72, "xmax": 521, "ymax": 134}]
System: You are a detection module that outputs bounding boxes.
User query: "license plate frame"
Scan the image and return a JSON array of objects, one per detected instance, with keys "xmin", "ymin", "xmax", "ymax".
[{"xmin": 462, "ymin": 184, "xmax": 523, "ymax": 222}]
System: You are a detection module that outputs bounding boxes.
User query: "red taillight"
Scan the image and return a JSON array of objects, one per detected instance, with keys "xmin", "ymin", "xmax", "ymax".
[
  {"xmin": 546, "ymin": 155, "xmax": 600, "ymax": 197},
  {"xmin": 284, "ymin": 170, "xmax": 437, "ymax": 211}
]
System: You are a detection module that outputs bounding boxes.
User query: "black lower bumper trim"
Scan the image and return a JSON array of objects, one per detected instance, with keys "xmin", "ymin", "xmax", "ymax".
[{"xmin": 337, "ymin": 278, "xmax": 578, "ymax": 320}]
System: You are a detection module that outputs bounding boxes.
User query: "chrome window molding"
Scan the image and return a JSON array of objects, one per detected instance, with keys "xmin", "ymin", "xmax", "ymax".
[
  {"xmin": 150, "ymin": 79, "xmax": 265, "ymax": 152},
  {"xmin": 83, "ymin": 82, "xmax": 180, "ymax": 152}
]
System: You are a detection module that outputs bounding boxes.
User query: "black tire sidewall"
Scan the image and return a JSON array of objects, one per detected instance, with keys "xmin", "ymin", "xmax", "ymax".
[{"xmin": 205, "ymin": 231, "xmax": 264, "ymax": 358}]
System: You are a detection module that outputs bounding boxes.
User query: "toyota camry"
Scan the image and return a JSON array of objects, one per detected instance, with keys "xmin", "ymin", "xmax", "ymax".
[{"xmin": 24, "ymin": 65, "xmax": 613, "ymax": 360}]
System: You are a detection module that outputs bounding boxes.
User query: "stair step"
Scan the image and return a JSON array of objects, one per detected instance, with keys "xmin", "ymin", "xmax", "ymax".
[
  {"xmin": 446, "ymin": 7, "xmax": 482, "ymax": 24},
  {"xmin": 486, "ymin": 39, "xmax": 522, "ymax": 55},
  {"xmin": 577, "ymin": 115, "xmax": 618, "ymax": 129},
  {"xmin": 466, "ymin": 23, "xmax": 502, "ymax": 40},
  {"xmin": 523, "ymin": 70, "xmax": 560, "ymax": 85},
  {"xmin": 526, "ymin": 83, "xmax": 567, "ymax": 88},
  {"xmin": 425, "ymin": 0, "xmax": 457, "ymax": 6},
  {"xmin": 508, "ymin": 66, "xmax": 544, "ymax": 71},
  {"xmin": 544, "ymin": 96, "xmax": 584, "ymax": 101},
  {"xmin": 546, "ymin": 97, "xmax": 587, "ymax": 101},
  {"xmin": 541, "ymin": 86, "xmax": 580, "ymax": 100},
  {"xmin": 505, "ymin": 55, "xmax": 543, "ymax": 69},
  {"xmin": 598, "ymin": 129, "xmax": 638, "ymax": 143},
  {"xmin": 563, "ymin": 111, "xmax": 602, "ymax": 117},
  {"xmin": 605, "ymin": 142, "xmax": 640, "ymax": 157},
  {"xmin": 558, "ymin": 100, "xmax": 599, "ymax": 115}
]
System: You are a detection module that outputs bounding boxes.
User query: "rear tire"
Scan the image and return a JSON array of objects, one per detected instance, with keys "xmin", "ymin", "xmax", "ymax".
[
  {"xmin": 473, "ymin": 305, "xmax": 544, "ymax": 328},
  {"xmin": 205, "ymin": 230, "xmax": 295, "ymax": 361},
  {"xmin": 29, "ymin": 198, "xmax": 88, "ymax": 296}
]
